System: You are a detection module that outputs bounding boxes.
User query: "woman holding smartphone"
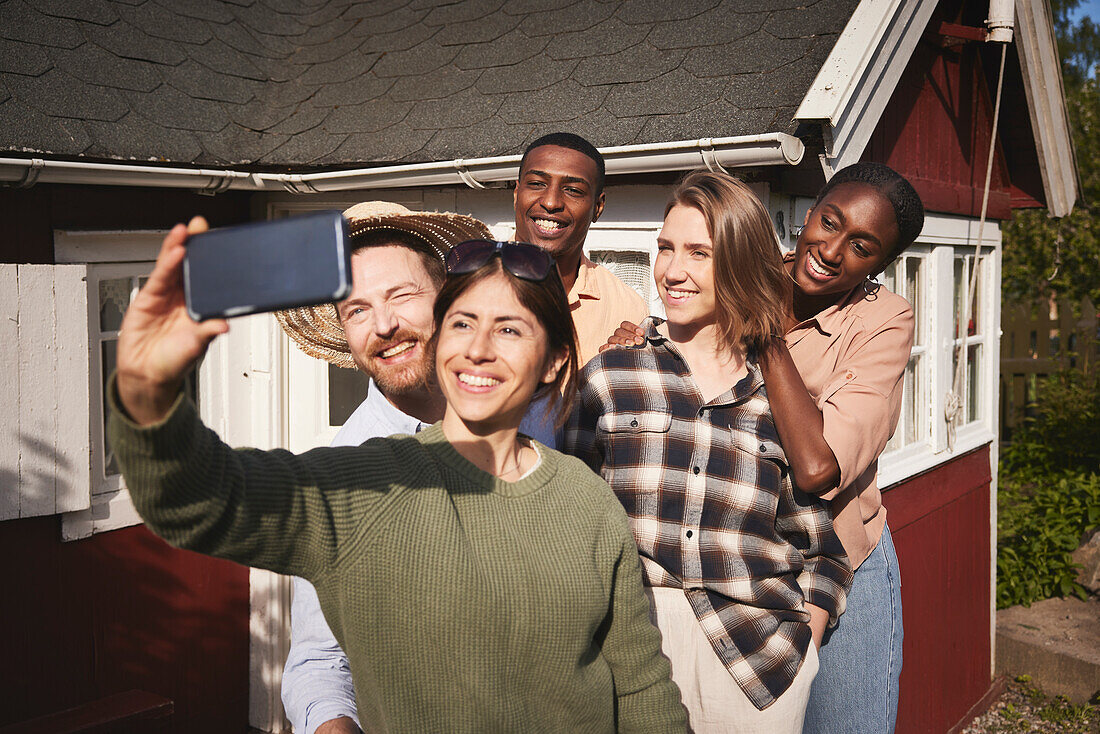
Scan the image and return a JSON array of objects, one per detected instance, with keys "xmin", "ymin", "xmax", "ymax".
[
  {"xmin": 607, "ymin": 163, "xmax": 925, "ymax": 733},
  {"xmin": 567, "ymin": 171, "xmax": 853, "ymax": 733},
  {"xmin": 108, "ymin": 220, "xmax": 687, "ymax": 733}
]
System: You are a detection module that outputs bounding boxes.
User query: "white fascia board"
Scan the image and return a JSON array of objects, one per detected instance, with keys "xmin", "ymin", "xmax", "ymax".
[
  {"xmin": 795, "ymin": 0, "xmax": 938, "ymax": 175},
  {"xmin": 1014, "ymin": 0, "xmax": 1079, "ymax": 216}
]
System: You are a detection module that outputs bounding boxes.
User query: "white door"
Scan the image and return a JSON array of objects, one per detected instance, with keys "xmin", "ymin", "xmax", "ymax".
[{"xmin": 285, "ymin": 345, "xmax": 370, "ymax": 452}]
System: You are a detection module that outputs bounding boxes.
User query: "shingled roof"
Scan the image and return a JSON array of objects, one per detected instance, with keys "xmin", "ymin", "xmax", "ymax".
[{"xmin": 0, "ymin": 0, "xmax": 858, "ymax": 170}]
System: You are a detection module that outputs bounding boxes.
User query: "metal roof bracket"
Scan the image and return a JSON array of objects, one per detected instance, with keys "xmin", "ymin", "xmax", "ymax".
[
  {"xmin": 197, "ymin": 172, "xmax": 236, "ymax": 196},
  {"xmin": 698, "ymin": 140, "xmax": 729, "ymax": 174},
  {"xmin": 5, "ymin": 158, "xmax": 45, "ymax": 188},
  {"xmin": 279, "ymin": 175, "xmax": 320, "ymax": 195},
  {"xmin": 454, "ymin": 159, "xmax": 488, "ymax": 190}
]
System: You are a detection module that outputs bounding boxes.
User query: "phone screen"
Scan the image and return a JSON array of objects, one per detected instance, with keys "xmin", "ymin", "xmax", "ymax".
[{"xmin": 184, "ymin": 210, "xmax": 350, "ymax": 320}]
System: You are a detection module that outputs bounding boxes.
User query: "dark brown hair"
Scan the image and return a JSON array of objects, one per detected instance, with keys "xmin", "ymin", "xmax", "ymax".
[
  {"xmin": 432, "ymin": 258, "xmax": 579, "ymax": 426},
  {"xmin": 666, "ymin": 170, "xmax": 788, "ymax": 354}
]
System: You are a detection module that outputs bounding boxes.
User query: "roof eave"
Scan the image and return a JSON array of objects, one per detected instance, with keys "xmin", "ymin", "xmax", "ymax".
[
  {"xmin": 1013, "ymin": 0, "xmax": 1079, "ymax": 216},
  {"xmin": 0, "ymin": 134, "xmax": 804, "ymax": 195}
]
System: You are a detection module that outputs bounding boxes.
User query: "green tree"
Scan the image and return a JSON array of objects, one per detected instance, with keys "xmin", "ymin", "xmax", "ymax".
[{"xmin": 1001, "ymin": 1, "xmax": 1099, "ymax": 306}]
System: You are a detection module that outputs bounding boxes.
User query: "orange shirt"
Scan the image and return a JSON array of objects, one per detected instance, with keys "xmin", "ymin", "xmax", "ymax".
[
  {"xmin": 569, "ymin": 254, "xmax": 650, "ymax": 367},
  {"xmin": 785, "ymin": 278, "xmax": 915, "ymax": 568}
]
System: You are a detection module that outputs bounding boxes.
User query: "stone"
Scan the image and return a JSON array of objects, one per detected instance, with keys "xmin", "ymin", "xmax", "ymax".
[
  {"xmin": 1072, "ymin": 528, "xmax": 1100, "ymax": 594},
  {"xmin": 996, "ymin": 596, "xmax": 1100, "ymax": 705}
]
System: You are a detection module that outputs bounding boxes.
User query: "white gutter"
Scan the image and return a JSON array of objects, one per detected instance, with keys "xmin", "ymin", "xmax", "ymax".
[{"xmin": 0, "ymin": 133, "xmax": 803, "ymax": 193}]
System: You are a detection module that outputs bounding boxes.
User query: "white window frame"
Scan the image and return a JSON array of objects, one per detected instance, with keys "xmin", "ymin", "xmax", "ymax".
[
  {"xmin": 89, "ymin": 264, "xmax": 151, "ymax": 496},
  {"xmin": 56, "ymin": 231, "xmax": 164, "ymax": 540},
  {"xmin": 881, "ymin": 247, "xmax": 933, "ymax": 460},
  {"xmin": 877, "ymin": 214, "xmax": 1001, "ymax": 487}
]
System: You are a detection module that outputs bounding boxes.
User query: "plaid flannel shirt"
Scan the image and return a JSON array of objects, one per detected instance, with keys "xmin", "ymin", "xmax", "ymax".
[{"xmin": 564, "ymin": 319, "xmax": 853, "ymax": 710}]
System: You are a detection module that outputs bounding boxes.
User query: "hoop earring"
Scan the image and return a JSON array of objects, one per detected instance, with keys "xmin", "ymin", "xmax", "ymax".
[{"xmin": 863, "ymin": 275, "xmax": 881, "ymax": 295}]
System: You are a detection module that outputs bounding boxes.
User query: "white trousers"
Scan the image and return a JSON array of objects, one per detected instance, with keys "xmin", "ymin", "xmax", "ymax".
[{"xmin": 646, "ymin": 587, "xmax": 819, "ymax": 734}]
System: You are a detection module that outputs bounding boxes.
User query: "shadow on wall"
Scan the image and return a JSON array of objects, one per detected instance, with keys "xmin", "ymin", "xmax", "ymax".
[
  {"xmin": 0, "ymin": 516, "xmax": 251, "ymax": 734},
  {"xmin": 1, "ymin": 431, "xmax": 75, "ymax": 518}
]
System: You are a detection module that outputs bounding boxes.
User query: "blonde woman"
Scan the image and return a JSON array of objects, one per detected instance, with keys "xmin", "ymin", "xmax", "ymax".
[{"xmin": 566, "ymin": 171, "xmax": 852, "ymax": 733}]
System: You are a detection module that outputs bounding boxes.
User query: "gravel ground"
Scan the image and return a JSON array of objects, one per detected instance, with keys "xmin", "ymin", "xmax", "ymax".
[{"xmin": 963, "ymin": 677, "xmax": 1099, "ymax": 733}]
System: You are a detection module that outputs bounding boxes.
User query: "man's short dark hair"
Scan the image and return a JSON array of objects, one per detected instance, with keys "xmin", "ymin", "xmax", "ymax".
[
  {"xmin": 352, "ymin": 229, "xmax": 446, "ymax": 287},
  {"xmin": 519, "ymin": 132, "xmax": 606, "ymax": 195}
]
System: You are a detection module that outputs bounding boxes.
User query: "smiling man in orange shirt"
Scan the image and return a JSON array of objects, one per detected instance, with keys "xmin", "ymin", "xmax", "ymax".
[{"xmin": 513, "ymin": 132, "xmax": 649, "ymax": 365}]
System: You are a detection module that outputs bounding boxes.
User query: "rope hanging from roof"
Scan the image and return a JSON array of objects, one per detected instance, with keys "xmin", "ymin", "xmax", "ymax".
[{"xmin": 945, "ymin": 37, "xmax": 1010, "ymax": 450}]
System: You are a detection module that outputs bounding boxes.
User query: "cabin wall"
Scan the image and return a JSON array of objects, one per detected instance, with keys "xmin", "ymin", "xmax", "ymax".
[
  {"xmin": 0, "ymin": 184, "xmax": 255, "ymax": 731},
  {"xmin": 885, "ymin": 446, "xmax": 993, "ymax": 733},
  {"xmin": 862, "ymin": 2, "xmax": 1019, "ymax": 219},
  {"xmin": 0, "ymin": 516, "xmax": 251, "ymax": 732},
  {"xmin": 0, "ymin": 184, "xmax": 255, "ymax": 265}
]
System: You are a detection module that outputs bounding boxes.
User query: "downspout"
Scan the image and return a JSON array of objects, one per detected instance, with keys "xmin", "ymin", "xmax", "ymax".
[{"xmin": 0, "ymin": 133, "xmax": 804, "ymax": 193}]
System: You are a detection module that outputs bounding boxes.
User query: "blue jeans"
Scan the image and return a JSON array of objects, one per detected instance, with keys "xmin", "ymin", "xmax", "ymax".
[{"xmin": 803, "ymin": 525, "xmax": 903, "ymax": 733}]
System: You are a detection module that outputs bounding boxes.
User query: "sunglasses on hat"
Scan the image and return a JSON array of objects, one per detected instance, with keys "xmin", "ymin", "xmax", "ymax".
[{"xmin": 445, "ymin": 239, "xmax": 555, "ymax": 282}]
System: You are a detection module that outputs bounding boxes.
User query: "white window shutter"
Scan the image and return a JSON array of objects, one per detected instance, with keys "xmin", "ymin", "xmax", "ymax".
[
  {"xmin": 1, "ymin": 264, "xmax": 92, "ymax": 522},
  {"xmin": 54, "ymin": 265, "xmax": 93, "ymax": 514}
]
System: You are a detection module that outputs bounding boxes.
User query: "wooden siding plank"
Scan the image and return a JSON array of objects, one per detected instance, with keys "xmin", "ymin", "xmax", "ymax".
[
  {"xmin": 0, "ymin": 518, "xmax": 250, "ymax": 730},
  {"xmin": 0, "ymin": 266, "xmax": 19, "ymax": 521},
  {"xmin": 884, "ymin": 446, "xmax": 992, "ymax": 531},
  {"xmin": 890, "ymin": 480, "xmax": 993, "ymax": 733},
  {"xmin": 16, "ymin": 266, "xmax": 59, "ymax": 518},
  {"xmin": 53, "ymin": 265, "xmax": 91, "ymax": 514},
  {"xmin": 864, "ymin": 35, "xmax": 1016, "ymax": 219}
]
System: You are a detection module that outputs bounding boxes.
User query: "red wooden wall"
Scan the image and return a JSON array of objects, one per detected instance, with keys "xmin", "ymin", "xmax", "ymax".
[
  {"xmin": 0, "ymin": 183, "xmax": 255, "ymax": 265},
  {"xmin": 884, "ymin": 446, "xmax": 994, "ymax": 733},
  {"xmin": 862, "ymin": 0, "xmax": 1046, "ymax": 218},
  {"xmin": 0, "ymin": 516, "xmax": 251, "ymax": 733},
  {"xmin": 0, "ymin": 183, "xmax": 256, "ymax": 731}
]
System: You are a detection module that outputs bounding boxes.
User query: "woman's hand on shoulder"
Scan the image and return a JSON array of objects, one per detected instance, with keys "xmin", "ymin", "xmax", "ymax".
[{"xmin": 599, "ymin": 320, "xmax": 645, "ymax": 353}]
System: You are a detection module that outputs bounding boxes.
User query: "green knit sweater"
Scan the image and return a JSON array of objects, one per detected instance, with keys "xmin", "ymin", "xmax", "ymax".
[{"xmin": 108, "ymin": 381, "xmax": 686, "ymax": 733}]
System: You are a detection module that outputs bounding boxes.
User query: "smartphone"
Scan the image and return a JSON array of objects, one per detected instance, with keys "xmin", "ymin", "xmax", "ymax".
[{"xmin": 184, "ymin": 210, "xmax": 352, "ymax": 321}]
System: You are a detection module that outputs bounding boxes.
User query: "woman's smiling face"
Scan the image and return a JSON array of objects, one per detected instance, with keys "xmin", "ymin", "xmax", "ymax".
[
  {"xmin": 435, "ymin": 271, "xmax": 560, "ymax": 434},
  {"xmin": 654, "ymin": 203, "xmax": 717, "ymax": 334},
  {"xmin": 792, "ymin": 182, "xmax": 900, "ymax": 299}
]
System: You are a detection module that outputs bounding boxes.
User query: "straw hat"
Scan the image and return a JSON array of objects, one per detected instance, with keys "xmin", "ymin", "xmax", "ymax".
[{"xmin": 275, "ymin": 201, "xmax": 492, "ymax": 369}]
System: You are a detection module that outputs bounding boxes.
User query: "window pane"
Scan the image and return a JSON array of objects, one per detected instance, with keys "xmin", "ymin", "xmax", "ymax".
[
  {"xmin": 99, "ymin": 278, "xmax": 131, "ymax": 332},
  {"xmin": 102, "ymin": 340, "xmax": 118, "ymax": 477},
  {"xmin": 904, "ymin": 356, "xmax": 919, "ymax": 444},
  {"xmin": 886, "ymin": 355, "xmax": 919, "ymax": 453},
  {"xmin": 329, "ymin": 363, "xmax": 369, "ymax": 427},
  {"xmin": 885, "ymin": 427, "xmax": 901, "ymax": 453},
  {"xmin": 905, "ymin": 258, "xmax": 922, "ymax": 344},
  {"xmin": 968, "ymin": 258, "xmax": 981, "ymax": 335},
  {"xmin": 967, "ymin": 344, "xmax": 981, "ymax": 423},
  {"xmin": 953, "ymin": 257, "xmax": 965, "ymax": 338}
]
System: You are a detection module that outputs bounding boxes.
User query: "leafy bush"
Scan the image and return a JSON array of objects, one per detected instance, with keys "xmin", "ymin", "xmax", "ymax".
[
  {"xmin": 997, "ymin": 369, "xmax": 1100, "ymax": 609},
  {"xmin": 997, "ymin": 470, "xmax": 1099, "ymax": 608},
  {"xmin": 1001, "ymin": 370, "xmax": 1100, "ymax": 478}
]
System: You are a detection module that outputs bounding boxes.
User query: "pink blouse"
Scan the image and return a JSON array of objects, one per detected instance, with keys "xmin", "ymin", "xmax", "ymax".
[{"xmin": 784, "ymin": 279, "xmax": 914, "ymax": 568}]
